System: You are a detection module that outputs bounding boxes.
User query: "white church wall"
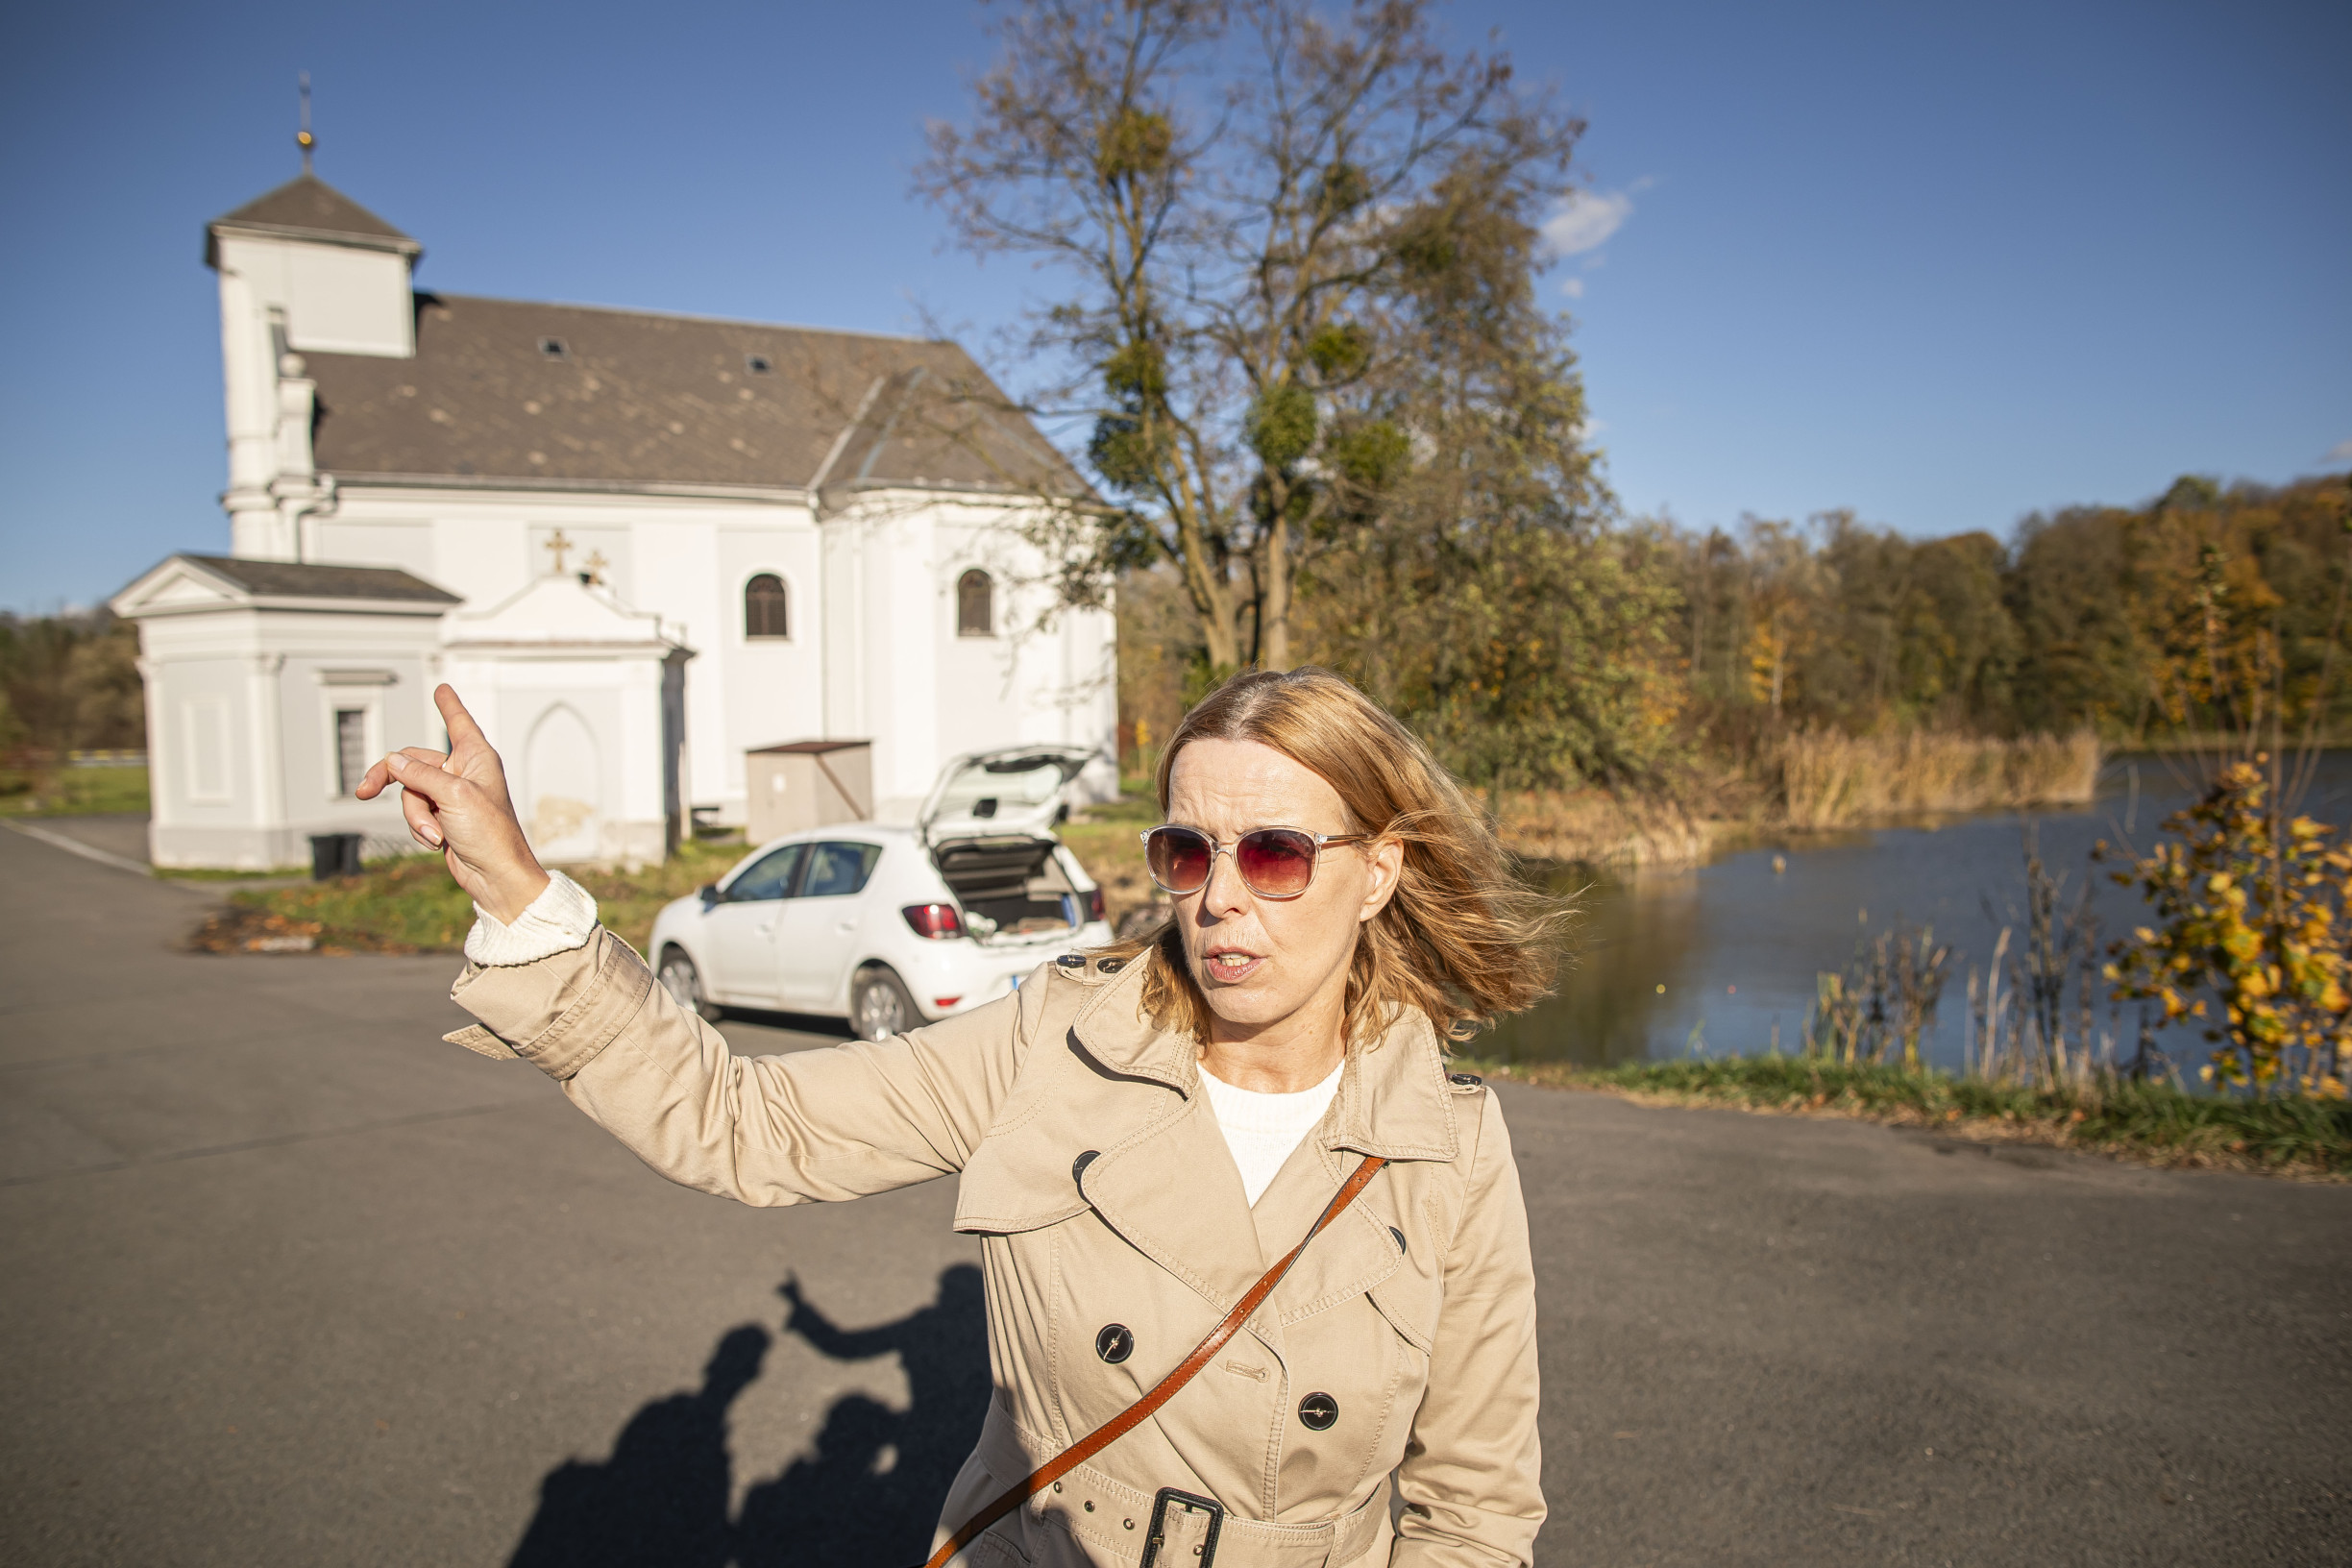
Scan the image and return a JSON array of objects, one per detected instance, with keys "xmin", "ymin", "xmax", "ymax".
[
  {"xmin": 820, "ymin": 510, "xmax": 866, "ymax": 755},
  {"xmin": 216, "ymin": 270, "xmax": 277, "ymax": 499},
  {"xmin": 859, "ymin": 499, "xmax": 944, "ymax": 821},
  {"xmin": 312, "ymin": 518, "xmax": 437, "ymax": 578},
  {"xmin": 438, "ymin": 574, "xmax": 687, "ymax": 870},
  {"xmin": 428, "ymin": 513, "xmax": 535, "ymax": 608},
  {"xmin": 282, "ymin": 479, "xmax": 1112, "ymax": 835},
  {"xmin": 714, "ymin": 525, "xmax": 825, "ymax": 817},
  {"xmin": 134, "ymin": 604, "xmax": 445, "ymax": 870},
  {"xmin": 212, "ymin": 233, "xmax": 414, "ymax": 357},
  {"xmin": 922, "ymin": 497, "xmax": 1120, "ymax": 802},
  {"xmin": 327, "ymin": 482, "xmax": 826, "ymax": 828}
]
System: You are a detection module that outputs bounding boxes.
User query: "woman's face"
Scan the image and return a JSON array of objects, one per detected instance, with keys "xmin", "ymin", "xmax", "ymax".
[{"xmin": 1163, "ymin": 738, "xmax": 1403, "ymax": 1044}]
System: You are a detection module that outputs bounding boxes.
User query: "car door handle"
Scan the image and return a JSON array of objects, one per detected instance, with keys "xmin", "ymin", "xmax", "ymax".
[
  {"xmin": 834, "ymin": 920, "xmax": 857, "ymax": 934},
  {"xmin": 753, "ymin": 920, "xmax": 776, "ymax": 937}
]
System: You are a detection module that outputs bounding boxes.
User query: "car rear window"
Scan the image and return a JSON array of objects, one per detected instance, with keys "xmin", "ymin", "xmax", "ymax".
[
  {"xmin": 725, "ymin": 844, "xmax": 804, "ymax": 902},
  {"xmin": 801, "ymin": 841, "xmax": 883, "ymax": 897}
]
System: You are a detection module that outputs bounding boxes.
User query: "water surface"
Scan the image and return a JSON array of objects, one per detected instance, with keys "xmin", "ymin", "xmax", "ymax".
[{"xmin": 1481, "ymin": 751, "xmax": 2352, "ymax": 1073}]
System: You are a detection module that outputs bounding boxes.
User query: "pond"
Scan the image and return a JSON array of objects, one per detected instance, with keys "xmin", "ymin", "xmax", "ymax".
[{"xmin": 1479, "ymin": 750, "xmax": 2352, "ymax": 1074}]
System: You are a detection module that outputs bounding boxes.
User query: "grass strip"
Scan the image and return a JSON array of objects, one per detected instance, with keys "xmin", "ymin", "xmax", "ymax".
[
  {"xmin": 199, "ymin": 840, "xmax": 752, "ymax": 957},
  {"xmin": 0, "ymin": 766, "xmax": 150, "ymax": 818},
  {"xmin": 1459, "ymin": 1054, "xmax": 2351, "ymax": 1180}
]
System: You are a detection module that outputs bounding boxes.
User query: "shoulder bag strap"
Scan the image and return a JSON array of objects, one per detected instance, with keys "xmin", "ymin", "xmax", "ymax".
[{"xmin": 917, "ymin": 1153, "xmax": 1390, "ymax": 1568}]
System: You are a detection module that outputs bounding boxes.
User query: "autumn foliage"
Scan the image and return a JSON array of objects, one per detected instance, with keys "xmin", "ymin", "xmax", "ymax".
[{"xmin": 2101, "ymin": 759, "xmax": 2352, "ymax": 1099}]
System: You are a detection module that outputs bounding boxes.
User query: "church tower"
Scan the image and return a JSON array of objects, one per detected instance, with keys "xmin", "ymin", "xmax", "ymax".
[{"xmin": 206, "ymin": 164, "xmax": 420, "ymax": 560}]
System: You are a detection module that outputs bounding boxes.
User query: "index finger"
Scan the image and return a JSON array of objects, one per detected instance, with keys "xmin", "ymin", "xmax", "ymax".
[{"xmin": 433, "ymin": 684, "xmax": 491, "ymax": 751}]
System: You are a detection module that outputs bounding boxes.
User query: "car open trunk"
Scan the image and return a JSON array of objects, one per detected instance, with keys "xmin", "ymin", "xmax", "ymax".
[
  {"xmin": 919, "ymin": 745, "xmax": 1099, "ymax": 945},
  {"xmin": 932, "ymin": 834, "xmax": 1081, "ymax": 943}
]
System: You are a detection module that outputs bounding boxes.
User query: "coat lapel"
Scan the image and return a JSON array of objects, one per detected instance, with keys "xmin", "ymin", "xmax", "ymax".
[
  {"xmin": 1060, "ymin": 965, "xmax": 1268, "ymax": 1311},
  {"xmin": 1246, "ymin": 1014, "xmax": 1458, "ymax": 1336},
  {"xmin": 1081, "ymin": 1090, "xmax": 1270, "ymax": 1311}
]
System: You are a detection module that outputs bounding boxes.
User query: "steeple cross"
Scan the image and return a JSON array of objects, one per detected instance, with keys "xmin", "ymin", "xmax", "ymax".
[
  {"xmin": 544, "ymin": 528, "xmax": 574, "ymax": 575},
  {"xmin": 297, "ymin": 72, "xmax": 315, "ymax": 174},
  {"xmin": 581, "ymin": 551, "xmax": 610, "ymax": 587}
]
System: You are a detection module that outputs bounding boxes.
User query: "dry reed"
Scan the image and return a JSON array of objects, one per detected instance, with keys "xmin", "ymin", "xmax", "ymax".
[{"xmin": 1776, "ymin": 726, "xmax": 2101, "ymax": 829}]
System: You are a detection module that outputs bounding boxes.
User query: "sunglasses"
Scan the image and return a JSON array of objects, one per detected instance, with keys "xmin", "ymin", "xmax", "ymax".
[{"xmin": 1139, "ymin": 824, "xmax": 1367, "ymax": 900}]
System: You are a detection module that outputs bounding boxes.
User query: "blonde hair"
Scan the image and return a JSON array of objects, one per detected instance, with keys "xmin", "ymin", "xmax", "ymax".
[{"xmin": 1104, "ymin": 667, "xmax": 1566, "ymax": 1048}]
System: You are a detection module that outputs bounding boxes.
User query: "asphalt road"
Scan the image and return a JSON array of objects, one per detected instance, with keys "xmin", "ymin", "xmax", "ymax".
[{"xmin": 3, "ymin": 821, "xmax": 2346, "ymax": 1566}]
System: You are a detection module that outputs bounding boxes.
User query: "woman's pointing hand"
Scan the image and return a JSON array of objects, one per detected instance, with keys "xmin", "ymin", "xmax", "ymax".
[{"xmin": 357, "ymin": 684, "xmax": 551, "ymax": 923}]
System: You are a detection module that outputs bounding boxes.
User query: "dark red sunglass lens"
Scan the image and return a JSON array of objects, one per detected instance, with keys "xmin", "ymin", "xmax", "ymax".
[
  {"xmin": 1148, "ymin": 828, "xmax": 1213, "ymax": 892},
  {"xmin": 1236, "ymin": 829, "xmax": 1317, "ymax": 896}
]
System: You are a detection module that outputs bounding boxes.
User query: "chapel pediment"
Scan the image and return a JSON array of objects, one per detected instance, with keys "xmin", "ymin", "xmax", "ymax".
[{"xmin": 442, "ymin": 573, "xmax": 688, "ymax": 652}]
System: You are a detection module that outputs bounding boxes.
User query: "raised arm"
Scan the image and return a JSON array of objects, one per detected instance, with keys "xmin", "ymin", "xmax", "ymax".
[{"xmin": 369, "ymin": 685, "xmax": 1030, "ymax": 1208}]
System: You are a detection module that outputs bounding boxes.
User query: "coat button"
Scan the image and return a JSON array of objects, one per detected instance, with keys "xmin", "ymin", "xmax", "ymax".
[
  {"xmin": 1297, "ymin": 1391, "xmax": 1338, "ymax": 1431},
  {"xmin": 1095, "ymin": 1323, "xmax": 1134, "ymax": 1363},
  {"xmin": 1072, "ymin": 1150, "xmax": 1100, "ymax": 1184},
  {"xmin": 1449, "ymin": 1072, "xmax": 1483, "ymax": 1087},
  {"xmin": 1388, "ymin": 1226, "xmax": 1408, "ymax": 1254}
]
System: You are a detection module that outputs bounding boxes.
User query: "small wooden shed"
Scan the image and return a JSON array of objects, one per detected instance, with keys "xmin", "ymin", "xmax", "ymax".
[{"xmin": 745, "ymin": 740, "xmax": 873, "ymax": 844}]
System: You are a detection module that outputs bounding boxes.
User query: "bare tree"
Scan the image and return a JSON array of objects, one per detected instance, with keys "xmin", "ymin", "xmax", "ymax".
[{"xmin": 917, "ymin": 0, "xmax": 1582, "ymax": 673}]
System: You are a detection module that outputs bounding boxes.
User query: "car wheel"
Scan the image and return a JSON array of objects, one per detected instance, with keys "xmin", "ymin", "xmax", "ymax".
[
  {"xmin": 658, "ymin": 947, "xmax": 721, "ymax": 1021},
  {"xmin": 850, "ymin": 966, "xmax": 919, "ymax": 1041}
]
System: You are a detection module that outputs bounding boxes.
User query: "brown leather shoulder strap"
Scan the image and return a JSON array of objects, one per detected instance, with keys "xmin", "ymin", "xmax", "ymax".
[{"xmin": 918, "ymin": 1154, "xmax": 1390, "ymax": 1568}]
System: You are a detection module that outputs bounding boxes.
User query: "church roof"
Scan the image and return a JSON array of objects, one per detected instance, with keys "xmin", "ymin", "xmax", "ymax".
[
  {"xmin": 168, "ymin": 554, "xmax": 461, "ymax": 602},
  {"xmin": 208, "ymin": 175, "xmax": 421, "ymax": 258},
  {"xmin": 304, "ymin": 295, "xmax": 1087, "ymax": 502},
  {"xmin": 110, "ymin": 554, "xmax": 462, "ymax": 620}
]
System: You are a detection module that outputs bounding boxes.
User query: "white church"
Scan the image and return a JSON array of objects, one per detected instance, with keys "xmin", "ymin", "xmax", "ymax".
[{"xmin": 112, "ymin": 169, "xmax": 1117, "ymax": 870}]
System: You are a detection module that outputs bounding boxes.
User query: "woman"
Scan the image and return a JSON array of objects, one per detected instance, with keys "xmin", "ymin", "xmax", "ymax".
[{"xmin": 362, "ymin": 667, "xmax": 1559, "ymax": 1568}]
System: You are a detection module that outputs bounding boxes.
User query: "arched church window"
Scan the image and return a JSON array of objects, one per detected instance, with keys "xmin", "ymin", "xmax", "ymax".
[
  {"xmin": 957, "ymin": 570, "xmax": 994, "ymax": 638},
  {"xmin": 745, "ymin": 574, "xmax": 790, "ymax": 640}
]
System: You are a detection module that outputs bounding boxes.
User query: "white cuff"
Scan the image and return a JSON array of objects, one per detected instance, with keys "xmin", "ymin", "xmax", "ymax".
[{"xmin": 464, "ymin": 870, "xmax": 600, "ymax": 967}]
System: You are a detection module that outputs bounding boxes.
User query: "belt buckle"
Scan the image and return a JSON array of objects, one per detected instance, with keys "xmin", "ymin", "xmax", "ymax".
[{"xmin": 1139, "ymin": 1487, "xmax": 1223, "ymax": 1568}]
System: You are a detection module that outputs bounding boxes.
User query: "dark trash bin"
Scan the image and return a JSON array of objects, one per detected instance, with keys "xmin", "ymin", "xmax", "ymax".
[{"xmin": 309, "ymin": 832, "xmax": 364, "ymax": 880}]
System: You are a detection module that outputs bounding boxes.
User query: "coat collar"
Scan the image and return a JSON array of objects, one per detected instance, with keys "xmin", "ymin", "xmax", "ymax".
[
  {"xmin": 950, "ymin": 958, "xmax": 1467, "ymax": 1330},
  {"xmin": 1068, "ymin": 957, "xmax": 1463, "ymax": 1165}
]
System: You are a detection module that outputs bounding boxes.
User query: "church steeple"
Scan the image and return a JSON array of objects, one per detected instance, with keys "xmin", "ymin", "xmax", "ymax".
[{"xmin": 208, "ymin": 99, "xmax": 423, "ymax": 557}]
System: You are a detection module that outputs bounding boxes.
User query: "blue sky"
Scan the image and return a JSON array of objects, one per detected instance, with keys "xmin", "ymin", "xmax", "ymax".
[{"xmin": 3, "ymin": 0, "xmax": 2345, "ymax": 612}]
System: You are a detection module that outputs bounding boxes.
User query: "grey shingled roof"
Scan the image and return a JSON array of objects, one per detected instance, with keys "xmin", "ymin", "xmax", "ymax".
[
  {"xmin": 208, "ymin": 175, "xmax": 420, "ymax": 257},
  {"xmin": 304, "ymin": 294, "xmax": 1088, "ymax": 502},
  {"xmin": 178, "ymin": 554, "xmax": 461, "ymax": 603}
]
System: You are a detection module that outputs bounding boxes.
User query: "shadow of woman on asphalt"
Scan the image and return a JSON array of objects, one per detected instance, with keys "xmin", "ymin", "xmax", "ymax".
[
  {"xmin": 735, "ymin": 1263, "xmax": 991, "ymax": 1568},
  {"xmin": 507, "ymin": 1324, "xmax": 770, "ymax": 1568}
]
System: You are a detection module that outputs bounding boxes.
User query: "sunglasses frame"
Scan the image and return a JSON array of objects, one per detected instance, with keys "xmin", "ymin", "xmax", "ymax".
[{"xmin": 1138, "ymin": 824, "xmax": 1369, "ymax": 900}]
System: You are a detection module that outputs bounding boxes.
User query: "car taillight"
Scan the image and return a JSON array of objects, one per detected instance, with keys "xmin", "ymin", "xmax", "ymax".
[
  {"xmin": 902, "ymin": 903, "xmax": 964, "ymax": 940},
  {"xmin": 1087, "ymin": 887, "xmax": 1106, "ymax": 922}
]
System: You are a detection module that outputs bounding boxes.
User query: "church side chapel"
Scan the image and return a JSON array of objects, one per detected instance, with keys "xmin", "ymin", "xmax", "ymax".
[{"xmin": 115, "ymin": 135, "xmax": 1116, "ymax": 871}]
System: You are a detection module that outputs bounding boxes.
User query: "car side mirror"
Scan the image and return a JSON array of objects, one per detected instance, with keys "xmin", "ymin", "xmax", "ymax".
[{"xmin": 698, "ymin": 883, "xmax": 721, "ymax": 911}]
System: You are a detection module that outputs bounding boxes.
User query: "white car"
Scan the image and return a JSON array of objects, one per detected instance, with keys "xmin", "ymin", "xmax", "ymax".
[{"xmin": 649, "ymin": 745, "xmax": 1114, "ymax": 1040}]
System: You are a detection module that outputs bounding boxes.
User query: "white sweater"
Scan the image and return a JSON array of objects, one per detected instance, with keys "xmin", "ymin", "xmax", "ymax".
[
  {"xmin": 1196, "ymin": 1060, "xmax": 1344, "ymax": 1206},
  {"xmin": 467, "ymin": 882, "xmax": 1339, "ymax": 1204}
]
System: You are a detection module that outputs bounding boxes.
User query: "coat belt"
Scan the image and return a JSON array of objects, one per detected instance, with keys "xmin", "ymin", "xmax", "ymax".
[
  {"xmin": 978, "ymin": 1410, "xmax": 1392, "ymax": 1568},
  {"xmin": 1019, "ymin": 1451, "xmax": 1390, "ymax": 1568}
]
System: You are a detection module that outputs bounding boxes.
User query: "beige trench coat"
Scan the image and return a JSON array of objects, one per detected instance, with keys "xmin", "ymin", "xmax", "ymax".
[{"xmin": 447, "ymin": 932, "xmax": 1543, "ymax": 1568}]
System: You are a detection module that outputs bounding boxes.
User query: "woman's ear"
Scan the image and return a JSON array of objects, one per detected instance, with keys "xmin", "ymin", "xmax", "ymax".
[{"xmin": 1358, "ymin": 836, "xmax": 1405, "ymax": 923}]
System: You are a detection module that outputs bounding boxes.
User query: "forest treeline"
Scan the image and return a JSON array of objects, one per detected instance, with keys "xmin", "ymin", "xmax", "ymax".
[
  {"xmin": 0, "ymin": 612, "xmax": 143, "ymax": 767},
  {"xmin": 9, "ymin": 473, "xmax": 2346, "ymax": 810},
  {"xmin": 1119, "ymin": 471, "xmax": 2352, "ymax": 798}
]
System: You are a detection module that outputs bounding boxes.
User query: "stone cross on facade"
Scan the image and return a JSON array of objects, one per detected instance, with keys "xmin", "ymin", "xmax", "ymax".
[
  {"xmin": 581, "ymin": 550, "xmax": 610, "ymax": 587},
  {"xmin": 543, "ymin": 528, "xmax": 573, "ymax": 575}
]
